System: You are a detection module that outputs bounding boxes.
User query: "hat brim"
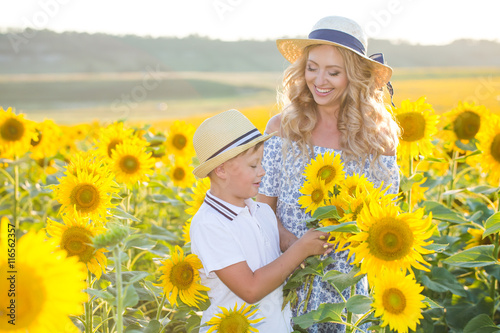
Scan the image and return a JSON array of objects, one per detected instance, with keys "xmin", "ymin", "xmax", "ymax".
[
  {"xmin": 193, "ymin": 131, "xmax": 276, "ymax": 178},
  {"xmin": 276, "ymin": 38, "xmax": 392, "ymax": 88}
]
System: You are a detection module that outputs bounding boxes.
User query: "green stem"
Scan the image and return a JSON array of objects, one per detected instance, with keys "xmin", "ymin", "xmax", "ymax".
[
  {"xmin": 85, "ymin": 270, "xmax": 94, "ymax": 333},
  {"xmin": 302, "ymin": 275, "xmax": 314, "ymax": 313},
  {"xmin": 345, "ymin": 284, "xmax": 356, "ymax": 333},
  {"xmin": 102, "ymin": 302, "xmax": 109, "ymax": 333},
  {"xmin": 156, "ymin": 294, "xmax": 167, "ymax": 321},
  {"xmin": 113, "ymin": 246, "xmax": 124, "ymax": 333},
  {"xmin": 446, "ymin": 151, "xmax": 459, "ymax": 208}
]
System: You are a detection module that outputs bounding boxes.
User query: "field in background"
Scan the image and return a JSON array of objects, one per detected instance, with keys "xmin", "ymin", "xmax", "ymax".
[{"xmin": 1, "ymin": 67, "xmax": 499, "ymax": 129}]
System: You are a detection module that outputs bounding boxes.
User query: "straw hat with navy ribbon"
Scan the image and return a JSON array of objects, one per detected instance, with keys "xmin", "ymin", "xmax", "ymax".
[
  {"xmin": 193, "ymin": 109, "xmax": 276, "ymax": 178},
  {"xmin": 276, "ymin": 16, "xmax": 394, "ymax": 100}
]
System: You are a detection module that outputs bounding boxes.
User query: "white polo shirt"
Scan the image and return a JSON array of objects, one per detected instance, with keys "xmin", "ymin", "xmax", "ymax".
[{"xmin": 190, "ymin": 191, "xmax": 292, "ymax": 333}]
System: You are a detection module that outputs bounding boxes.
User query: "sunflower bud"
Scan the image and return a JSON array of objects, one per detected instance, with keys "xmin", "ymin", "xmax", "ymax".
[{"xmin": 92, "ymin": 223, "xmax": 129, "ymax": 249}]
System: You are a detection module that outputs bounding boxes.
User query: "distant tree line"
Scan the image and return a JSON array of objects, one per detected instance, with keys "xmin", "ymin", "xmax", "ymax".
[{"xmin": 1, "ymin": 29, "xmax": 499, "ymax": 74}]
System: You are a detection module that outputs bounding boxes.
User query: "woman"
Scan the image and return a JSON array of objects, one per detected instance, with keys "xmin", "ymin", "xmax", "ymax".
[{"xmin": 256, "ymin": 16, "xmax": 400, "ymax": 332}]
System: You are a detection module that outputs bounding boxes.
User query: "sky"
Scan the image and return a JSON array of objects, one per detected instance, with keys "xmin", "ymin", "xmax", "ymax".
[{"xmin": 1, "ymin": 0, "xmax": 499, "ymax": 45}]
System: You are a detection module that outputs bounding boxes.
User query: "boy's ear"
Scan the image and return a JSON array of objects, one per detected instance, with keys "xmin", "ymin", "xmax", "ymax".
[{"xmin": 213, "ymin": 163, "xmax": 227, "ymax": 179}]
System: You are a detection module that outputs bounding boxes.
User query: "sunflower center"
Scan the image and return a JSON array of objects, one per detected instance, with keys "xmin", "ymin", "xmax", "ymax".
[
  {"xmin": 453, "ymin": 111, "xmax": 480, "ymax": 140},
  {"xmin": 119, "ymin": 155, "xmax": 140, "ymax": 174},
  {"xmin": 170, "ymin": 261, "xmax": 194, "ymax": 290},
  {"xmin": 311, "ymin": 189, "xmax": 324, "ymax": 204},
  {"xmin": 382, "ymin": 288, "xmax": 407, "ymax": 314},
  {"xmin": 1, "ymin": 118, "xmax": 25, "ymax": 142},
  {"xmin": 491, "ymin": 133, "xmax": 500, "ymax": 163},
  {"xmin": 397, "ymin": 112, "xmax": 426, "ymax": 142},
  {"xmin": 219, "ymin": 313, "xmax": 250, "ymax": 333},
  {"xmin": 368, "ymin": 217, "xmax": 413, "ymax": 261},
  {"xmin": 70, "ymin": 183, "xmax": 100, "ymax": 212},
  {"xmin": 318, "ymin": 165, "xmax": 336, "ymax": 184},
  {"xmin": 173, "ymin": 167, "xmax": 185, "ymax": 181},
  {"xmin": 61, "ymin": 226, "xmax": 95, "ymax": 263},
  {"xmin": 107, "ymin": 139, "xmax": 122, "ymax": 157},
  {"xmin": 172, "ymin": 134, "xmax": 187, "ymax": 150},
  {"xmin": 347, "ymin": 186, "xmax": 356, "ymax": 197},
  {"xmin": 31, "ymin": 130, "xmax": 42, "ymax": 147}
]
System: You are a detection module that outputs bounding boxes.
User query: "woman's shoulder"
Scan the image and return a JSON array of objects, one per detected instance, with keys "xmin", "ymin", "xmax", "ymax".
[{"xmin": 265, "ymin": 114, "xmax": 282, "ymax": 136}]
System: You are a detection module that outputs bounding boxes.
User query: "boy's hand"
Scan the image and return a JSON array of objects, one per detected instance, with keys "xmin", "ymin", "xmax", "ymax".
[{"xmin": 298, "ymin": 229, "xmax": 333, "ymax": 257}]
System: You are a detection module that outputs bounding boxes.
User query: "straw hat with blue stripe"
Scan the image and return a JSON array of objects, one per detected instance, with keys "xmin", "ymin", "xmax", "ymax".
[
  {"xmin": 193, "ymin": 109, "xmax": 276, "ymax": 178},
  {"xmin": 276, "ymin": 16, "xmax": 393, "ymax": 92}
]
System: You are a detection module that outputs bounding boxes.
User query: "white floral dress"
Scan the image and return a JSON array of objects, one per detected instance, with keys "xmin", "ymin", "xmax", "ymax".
[{"xmin": 259, "ymin": 136, "xmax": 400, "ymax": 333}]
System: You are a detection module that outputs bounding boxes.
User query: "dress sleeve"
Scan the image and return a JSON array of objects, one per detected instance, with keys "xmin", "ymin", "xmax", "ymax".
[
  {"xmin": 259, "ymin": 136, "xmax": 282, "ymax": 197},
  {"xmin": 190, "ymin": 214, "xmax": 246, "ymax": 276}
]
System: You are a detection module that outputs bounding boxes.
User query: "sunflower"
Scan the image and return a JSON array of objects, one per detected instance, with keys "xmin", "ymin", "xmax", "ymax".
[
  {"xmin": 30, "ymin": 119, "xmax": 62, "ymax": 160},
  {"xmin": 53, "ymin": 162, "xmax": 117, "ymax": 224},
  {"xmin": 392, "ymin": 97, "xmax": 439, "ymax": 160},
  {"xmin": 206, "ymin": 303, "xmax": 263, "ymax": 333},
  {"xmin": 346, "ymin": 199, "xmax": 434, "ymax": 279},
  {"xmin": 169, "ymin": 158, "xmax": 196, "ymax": 188},
  {"xmin": 165, "ymin": 121, "xmax": 196, "ymax": 159},
  {"xmin": 303, "ymin": 151, "xmax": 345, "ymax": 188},
  {"xmin": 95, "ymin": 122, "xmax": 143, "ymax": 159},
  {"xmin": 0, "ymin": 218, "xmax": 87, "ymax": 333},
  {"xmin": 440, "ymin": 101, "xmax": 489, "ymax": 152},
  {"xmin": 298, "ymin": 177, "xmax": 328, "ymax": 215},
  {"xmin": 475, "ymin": 114, "xmax": 500, "ymax": 183},
  {"xmin": 341, "ymin": 172, "xmax": 374, "ymax": 198},
  {"xmin": 46, "ymin": 214, "xmax": 108, "ymax": 279},
  {"xmin": 65, "ymin": 150, "xmax": 113, "ymax": 180},
  {"xmin": 157, "ymin": 245, "xmax": 209, "ymax": 308},
  {"xmin": 185, "ymin": 177, "xmax": 211, "ymax": 220},
  {"xmin": 0, "ymin": 107, "xmax": 38, "ymax": 159},
  {"xmin": 110, "ymin": 140, "xmax": 156, "ymax": 187},
  {"xmin": 372, "ymin": 269, "xmax": 426, "ymax": 333},
  {"xmin": 320, "ymin": 194, "xmax": 352, "ymax": 251}
]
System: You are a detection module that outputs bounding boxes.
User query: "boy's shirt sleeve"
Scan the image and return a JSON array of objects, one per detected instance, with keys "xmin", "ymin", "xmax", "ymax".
[{"xmin": 191, "ymin": 213, "xmax": 246, "ymax": 277}]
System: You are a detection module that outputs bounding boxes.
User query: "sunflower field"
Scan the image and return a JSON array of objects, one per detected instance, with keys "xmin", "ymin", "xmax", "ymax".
[{"xmin": 0, "ymin": 96, "xmax": 500, "ymax": 333}]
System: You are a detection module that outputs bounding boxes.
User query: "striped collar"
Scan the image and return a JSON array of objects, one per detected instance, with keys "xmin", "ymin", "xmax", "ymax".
[{"xmin": 204, "ymin": 191, "xmax": 259, "ymax": 221}]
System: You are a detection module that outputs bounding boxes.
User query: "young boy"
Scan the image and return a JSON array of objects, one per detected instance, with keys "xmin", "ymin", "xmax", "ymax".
[{"xmin": 190, "ymin": 109, "xmax": 332, "ymax": 332}]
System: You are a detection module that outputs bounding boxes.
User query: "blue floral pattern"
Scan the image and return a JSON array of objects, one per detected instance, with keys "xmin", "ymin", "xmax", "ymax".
[{"xmin": 259, "ymin": 136, "xmax": 400, "ymax": 333}]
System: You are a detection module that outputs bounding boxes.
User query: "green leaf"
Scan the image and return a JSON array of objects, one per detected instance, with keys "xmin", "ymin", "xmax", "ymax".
[
  {"xmin": 317, "ymin": 221, "xmax": 359, "ymax": 233},
  {"xmin": 443, "ymin": 245, "xmax": 497, "ymax": 268},
  {"xmin": 144, "ymin": 320, "xmax": 162, "ymax": 333},
  {"xmin": 454, "ymin": 139, "xmax": 478, "ymax": 153},
  {"xmin": 293, "ymin": 303, "xmax": 346, "ymax": 329},
  {"xmin": 483, "ymin": 212, "xmax": 500, "ymax": 238},
  {"xmin": 303, "ymin": 206, "xmax": 341, "ymax": 223},
  {"xmin": 420, "ymin": 267, "xmax": 466, "ymax": 297},
  {"xmin": 147, "ymin": 224, "xmax": 178, "ymax": 242},
  {"xmin": 124, "ymin": 235, "xmax": 157, "ymax": 251},
  {"xmin": 109, "ymin": 207, "xmax": 141, "ymax": 222},
  {"xmin": 420, "ymin": 200, "xmax": 468, "ymax": 224},
  {"xmin": 123, "ymin": 285, "xmax": 140, "ymax": 308},
  {"xmin": 423, "ymin": 296, "xmax": 443, "ymax": 309},
  {"xmin": 400, "ymin": 172, "xmax": 424, "ymax": 192},
  {"xmin": 84, "ymin": 288, "xmax": 115, "ymax": 303},
  {"xmin": 463, "ymin": 314, "xmax": 500, "ymax": 333},
  {"xmin": 149, "ymin": 194, "xmax": 182, "ymax": 205},
  {"xmin": 425, "ymin": 243, "xmax": 448, "ymax": 253},
  {"xmin": 345, "ymin": 295, "xmax": 372, "ymax": 314},
  {"xmin": 322, "ymin": 266, "xmax": 364, "ymax": 294},
  {"xmin": 124, "ymin": 271, "xmax": 151, "ymax": 285},
  {"xmin": 467, "ymin": 185, "xmax": 500, "ymax": 195}
]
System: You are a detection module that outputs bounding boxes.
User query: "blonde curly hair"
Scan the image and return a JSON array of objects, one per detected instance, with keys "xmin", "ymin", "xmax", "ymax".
[{"xmin": 278, "ymin": 44, "xmax": 400, "ymax": 173}]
